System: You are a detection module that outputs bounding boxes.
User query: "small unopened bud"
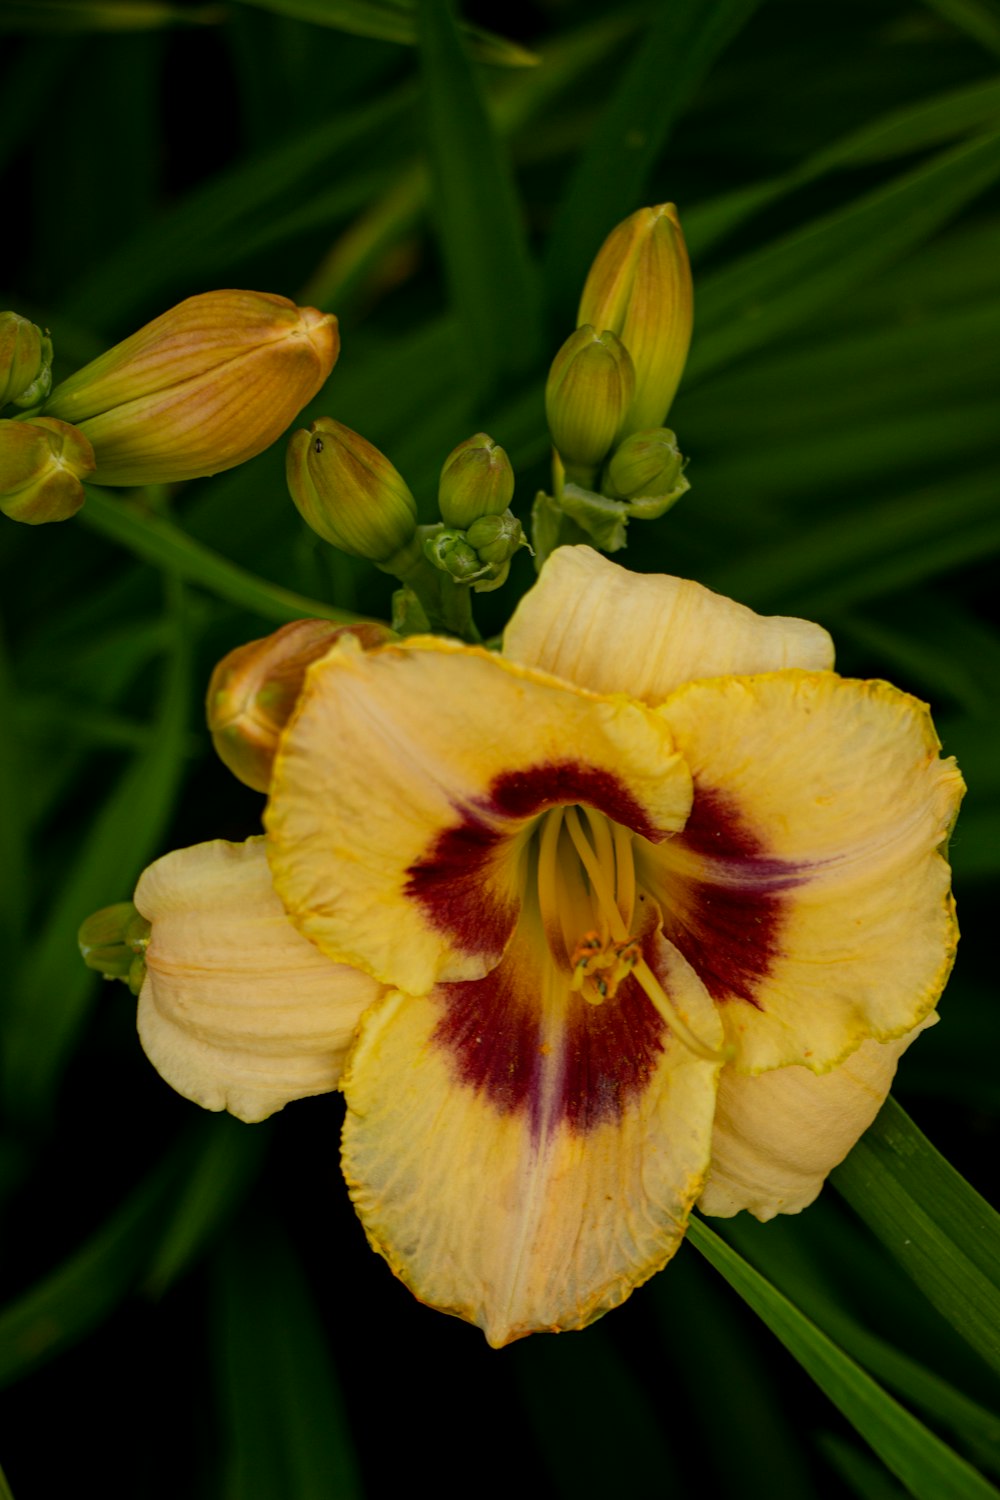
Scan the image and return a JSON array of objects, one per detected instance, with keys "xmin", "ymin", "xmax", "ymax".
[
  {"xmin": 605, "ymin": 428, "xmax": 685, "ymax": 499},
  {"xmin": 0, "ymin": 416, "xmax": 95, "ymax": 524},
  {"xmin": 424, "ymin": 528, "xmax": 482, "ymax": 581},
  {"xmin": 207, "ymin": 618, "xmax": 392, "ymax": 792},
  {"xmin": 545, "ymin": 326, "xmax": 635, "ymax": 472},
  {"xmin": 438, "ymin": 432, "xmax": 515, "ymax": 529},
  {"xmin": 43, "ymin": 291, "xmax": 339, "ymax": 486},
  {"xmin": 0, "ymin": 313, "xmax": 53, "ymax": 408},
  {"xmin": 286, "ymin": 418, "xmax": 417, "ymax": 564},
  {"xmin": 578, "ymin": 204, "xmax": 692, "ymax": 436},
  {"xmin": 466, "ymin": 510, "xmax": 525, "ymax": 567},
  {"xmin": 79, "ymin": 901, "xmax": 151, "ymax": 995}
]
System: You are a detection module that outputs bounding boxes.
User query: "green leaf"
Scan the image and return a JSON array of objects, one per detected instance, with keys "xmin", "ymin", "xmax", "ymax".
[
  {"xmin": 921, "ymin": 0, "xmax": 1000, "ymax": 57},
  {"xmin": 688, "ymin": 1216, "xmax": 1000, "ymax": 1500},
  {"xmin": 0, "ymin": 1458, "xmax": 14, "ymax": 1500},
  {"xmin": 0, "ymin": 0, "xmax": 219, "ymax": 31},
  {"xmin": 819, "ymin": 1435, "xmax": 912, "ymax": 1500},
  {"xmin": 833, "ymin": 1098, "xmax": 1000, "ymax": 1381},
  {"xmin": 544, "ymin": 0, "xmax": 762, "ymax": 320},
  {"xmin": 688, "ymin": 131, "xmax": 1000, "ymax": 383},
  {"xmin": 214, "ymin": 1217, "xmax": 362, "ymax": 1500},
  {"xmin": 143, "ymin": 1115, "xmax": 269, "ymax": 1298},
  {"xmin": 231, "ymin": 0, "xmax": 537, "ymax": 66},
  {"xmin": 2, "ymin": 578, "xmax": 192, "ymax": 1118},
  {"xmin": 78, "ymin": 489, "xmax": 373, "ymax": 628},
  {"xmin": 416, "ymin": 0, "xmax": 541, "ymax": 399}
]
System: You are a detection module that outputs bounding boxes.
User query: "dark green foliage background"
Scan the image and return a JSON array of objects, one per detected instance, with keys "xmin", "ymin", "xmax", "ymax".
[{"xmin": 1, "ymin": 1, "xmax": 999, "ymax": 1495}]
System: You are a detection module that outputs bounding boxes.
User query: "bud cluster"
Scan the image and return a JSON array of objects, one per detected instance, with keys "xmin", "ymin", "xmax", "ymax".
[{"xmin": 78, "ymin": 902, "xmax": 151, "ymax": 996}]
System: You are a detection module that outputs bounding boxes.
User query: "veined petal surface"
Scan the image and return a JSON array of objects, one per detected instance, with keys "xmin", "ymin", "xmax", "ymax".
[
  {"xmin": 267, "ymin": 635, "xmax": 691, "ymax": 996},
  {"xmin": 700, "ymin": 1017, "xmax": 936, "ymax": 1220},
  {"xmin": 504, "ymin": 546, "xmax": 833, "ymax": 700},
  {"xmin": 134, "ymin": 838, "xmax": 380, "ymax": 1123},
  {"xmin": 341, "ymin": 925, "xmax": 722, "ymax": 1346},
  {"xmin": 645, "ymin": 672, "xmax": 963, "ymax": 1073}
]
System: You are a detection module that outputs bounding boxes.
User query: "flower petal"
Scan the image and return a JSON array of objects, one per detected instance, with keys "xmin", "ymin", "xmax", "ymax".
[
  {"xmin": 340, "ymin": 928, "xmax": 721, "ymax": 1346},
  {"xmin": 134, "ymin": 837, "xmax": 381, "ymax": 1123},
  {"xmin": 504, "ymin": 546, "xmax": 833, "ymax": 699},
  {"xmin": 645, "ymin": 672, "xmax": 963, "ymax": 1072},
  {"xmin": 267, "ymin": 634, "xmax": 692, "ymax": 995},
  {"xmin": 699, "ymin": 1017, "xmax": 936, "ymax": 1220}
]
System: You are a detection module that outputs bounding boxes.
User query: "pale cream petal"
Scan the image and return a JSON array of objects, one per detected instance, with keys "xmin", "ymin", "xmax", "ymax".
[
  {"xmin": 646, "ymin": 672, "xmax": 963, "ymax": 1072},
  {"xmin": 134, "ymin": 837, "xmax": 381, "ymax": 1123},
  {"xmin": 341, "ymin": 926, "xmax": 721, "ymax": 1346},
  {"xmin": 503, "ymin": 546, "xmax": 833, "ymax": 699},
  {"xmin": 267, "ymin": 633, "xmax": 691, "ymax": 996},
  {"xmin": 699, "ymin": 1017, "xmax": 936, "ymax": 1220}
]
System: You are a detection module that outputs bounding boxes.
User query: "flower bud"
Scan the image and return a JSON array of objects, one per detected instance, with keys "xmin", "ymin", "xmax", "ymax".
[
  {"xmin": 438, "ymin": 432, "xmax": 515, "ymax": 529},
  {"xmin": 423, "ymin": 528, "xmax": 482, "ymax": 582},
  {"xmin": 577, "ymin": 204, "xmax": 692, "ymax": 435},
  {"xmin": 545, "ymin": 325, "xmax": 635, "ymax": 472},
  {"xmin": 466, "ymin": 510, "xmax": 525, "ymax": 567},
  {"xmin": 79, "ymin": 901, "xmax": 151, "ymax": 994},
  {"xmin": 605, "ymin": 428, "xmax": 685, "ymax": 499},
  {"xmin": 286, "ymin": 418, "xmax": 417, "ymax": 564},
  {"xmin": 43, "ymin": 290, "xmax": 339, "ymax": 486},
  {"xmin": 0, "ymin": 313, "xmax": 53, "ymax": 408},
  {"xmin": 0, "ymin": 416, "xmax": 95, "ymax": 524},
  {"xmin": 207, "ymin": 618, "xmax": 393, "ymax": 792}
]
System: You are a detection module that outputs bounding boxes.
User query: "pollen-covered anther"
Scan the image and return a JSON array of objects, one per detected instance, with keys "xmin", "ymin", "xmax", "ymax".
[{"xmin": 570, "ymin": 930, "xmax": 641, "ymax": 1004}]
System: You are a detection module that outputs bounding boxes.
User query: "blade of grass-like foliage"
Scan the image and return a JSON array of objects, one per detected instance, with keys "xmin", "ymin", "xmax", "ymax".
[
  {"xmin": 687, "ymin": 131, "xmax": 1000, "ymax": 383},
  {"xmin": 79, "ymin": 489, "xmax": 373, "ymax": 627},
  {"xmin": 921, "ymin": 0, "xmax": 1000, "ymax": 57},
  {"xmin": 0, "ymin": 0, "xmax": 219, "ymax": 29},
  {"xmin": 543, "ymin": 0, "xmax": 761, "ymax": 321},
  {"xmin": 63, "ymin": 85, "xmax": 415, "ymax": 322},
  {"xmin": 833, "ymin": 1099, "xmax": 1000, "ymax": 1381},
  {"xmin": 233, "ymin": 0, "xmax": 537, "ymax": 65},
  {"xmin": 511, "ymin": 1324, "xmax": 680, "ymax": 1495},
  {"xmin": 688, "ymin": 1216, "xmax": 1000, "ymax": 1500},
  {"xmin": 0, "ymin": 619, "xmax": 26, "ymax": 974},
  {"xmin": 685, "ymin": 74, "xmax": 1000, "ymax": 257},
  {"xmin": 214, "ymin": 1218, "xmax": 362, "ymax": 1500},
  {"xmin": 0, "ymin": 1132, "xmax": 195, "ymax": 1389},
  {"xmin": 0, "ymin": 1459, "xmax": 13, "ymax": 1500},
  {"xmin": 143, "ymin": 1115, "xmax": 269, "ymax": 1298},
  {"xmin": 2, "ymin": 579, "xmax": 191, "ymax": 1119},
  {"xmin": 416, "ymin": 0, "xmax": 541, "ymax": 399},
  {"xmin": 819, "ymin": 1435, "xmax": 911, "ymax": 1500},
  {"xmin": 836, "ymin": 601, "xmax": 1000, "ymax": 719},
  {"xmin": 717, "ymin": 1213, "xmax": 1000, "ymax": 1474}
]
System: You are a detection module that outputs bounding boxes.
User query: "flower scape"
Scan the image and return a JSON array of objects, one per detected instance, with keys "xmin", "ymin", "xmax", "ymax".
[{"xmin": 50, "ymin": 203, "xmax": 965, "ymax": 1348}]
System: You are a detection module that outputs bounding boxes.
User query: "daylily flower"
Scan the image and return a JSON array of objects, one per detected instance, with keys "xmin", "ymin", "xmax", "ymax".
[{"xmin": 132, "ymin": 546, "xmax": 963, "ymax": 1345}]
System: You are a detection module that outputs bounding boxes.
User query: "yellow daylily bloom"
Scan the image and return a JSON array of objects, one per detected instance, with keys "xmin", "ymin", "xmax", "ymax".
[{"xmin": 132, "ymin": 546, "xmax": 963, "ymax": 1345}]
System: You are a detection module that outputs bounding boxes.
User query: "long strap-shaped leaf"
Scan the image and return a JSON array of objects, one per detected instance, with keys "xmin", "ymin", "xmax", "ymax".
[
  {"xmin": 415, "ymin": 0, "xmax": 541, "ymax": 402},
  {"xmin": 231, "ymin": 0, "xmax": 536, "ymax": 66},
  {"xmin": 833, "ymin": 1097, "xmax": 1000, "ymax": 1381},
  {"xmin": 688, "ymin": 1216, "xmax": 1000, "ymax": 1500}
]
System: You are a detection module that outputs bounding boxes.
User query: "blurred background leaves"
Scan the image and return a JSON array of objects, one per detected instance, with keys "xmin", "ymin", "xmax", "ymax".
[{"xmin": 1, "ymin": 0, "xmax": 998, "ymax": 1494}]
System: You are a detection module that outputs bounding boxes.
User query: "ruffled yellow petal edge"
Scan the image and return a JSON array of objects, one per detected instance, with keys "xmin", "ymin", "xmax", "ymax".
[
  {"xmin": 503, "ymin": 545, "xmax": 834, "ymax": 702},
  {"xmin": 134, "ymin": 837, "xmax": 382, "ymax": 1123},
  {"xmin": 266, "ymin": 632, "xmax": 691, "ymax": 997},
  {"xmin": 699, "ymin": 1015, "xmax": 937, "ymax": 1220}
]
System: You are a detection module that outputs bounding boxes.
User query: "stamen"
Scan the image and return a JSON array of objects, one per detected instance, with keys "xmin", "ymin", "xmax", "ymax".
[
  {"xmin": 564, "ymin": 806, "xmax": 726, "ymax": 1062},
  {"xmin": 612, "ymin": 819, "xmax": 636, "ymax": 930}
]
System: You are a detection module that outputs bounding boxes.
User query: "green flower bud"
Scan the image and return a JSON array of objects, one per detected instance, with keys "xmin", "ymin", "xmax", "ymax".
[
  {"xmin": 79, "ymin": 901, "xmax": 151, "ymax": 994},
  {"xmin": 287, "ymin": 418, "xmax": 418, "ymax": 564},
  {"xmin": 545, "ymin": 325, "xmax": 635, "ymax": 472},
  {"xmin": 0, "ymin": 416, "xmax": 95, "ymax": 525},
  {"xmin": 438, "ymin": 432, "xmax": 514, "ymax": 529},
  {"xmin": 44, "ymin": 291, "xmax": 339, "ymax": 486},
  {"xmin": 605, "ymin": 428, "xmax": 685, "ymax": 499},
  {"xmin": 206, "ymin": 617, "xmax": 392, "ymax": 792},
  {"xmin": 578, "ymin": 204, "xmax": 692, "ymax": 436},
  {"xmin": 424, "ymin": 528, "xmax": 482, "ymax": 581},
  {"xmin": 466, "ymin": 510, "xmax": 525, "ymax": 567},
  {"xmin": 0, "ymin": 313, "xmax": 53, "ymax": 408}
]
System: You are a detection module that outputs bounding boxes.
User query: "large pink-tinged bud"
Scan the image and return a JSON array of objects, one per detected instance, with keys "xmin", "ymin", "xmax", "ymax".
[
  {"xmin": 43, "ymin": 291, "xmax": 339, "ymax": 486},
  {"xmin": 206, "ymin": 618, "xmax": 393, "ymax": 792}
]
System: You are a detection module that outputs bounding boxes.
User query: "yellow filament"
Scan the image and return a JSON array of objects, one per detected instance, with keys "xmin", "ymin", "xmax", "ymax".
[{"xmin": 563, "ymin": 806, "xmax": 726, "ymax": 1063}]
